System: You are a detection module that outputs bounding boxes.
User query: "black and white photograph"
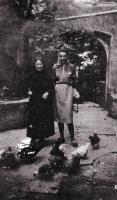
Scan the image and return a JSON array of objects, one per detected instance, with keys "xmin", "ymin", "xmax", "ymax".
[{"xmin": 0, "ymin": 0, "xmax": 117, "ymax": 199}]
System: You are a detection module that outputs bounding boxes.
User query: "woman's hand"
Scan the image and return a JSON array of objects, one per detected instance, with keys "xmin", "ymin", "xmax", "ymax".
[
  {"xmin": 42, "ymin": 92, "xmax": 49, "ymax": 100},
  {"xmin": 28, "ymin": 89, "xmax": 32, "ymax": 96},
  {"xmin": 73, "ymin": 89, "xmax": 80, "ymax": 99}
]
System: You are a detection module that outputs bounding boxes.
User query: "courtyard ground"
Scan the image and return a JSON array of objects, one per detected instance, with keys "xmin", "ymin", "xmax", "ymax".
[{"xmin": 0, "ymin": 102, "xmax": 117, "ymax": 200}]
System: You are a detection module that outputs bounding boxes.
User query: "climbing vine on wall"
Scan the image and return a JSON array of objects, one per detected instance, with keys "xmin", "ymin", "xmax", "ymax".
[
  {"xmin": 9, "ymin": 0, "xmax": 57, "ymax": 20},
  {"xmin": 25, "ymin": 30, "xmax": 104, "ymax": 73}
]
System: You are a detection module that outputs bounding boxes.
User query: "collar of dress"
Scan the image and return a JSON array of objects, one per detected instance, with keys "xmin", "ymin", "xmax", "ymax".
[{"xmin": 55, "ymin": 59, "xmax": 70, "ymax": 68}]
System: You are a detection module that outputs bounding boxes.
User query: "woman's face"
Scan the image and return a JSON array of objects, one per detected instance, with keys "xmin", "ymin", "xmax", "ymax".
[
  {"xmin": 35, "ymin": 59, "xmax": 44, "ymax": 71},
  {"xmin": 59, "ymin": 51, "xmax": 68, "ymax": 64}
]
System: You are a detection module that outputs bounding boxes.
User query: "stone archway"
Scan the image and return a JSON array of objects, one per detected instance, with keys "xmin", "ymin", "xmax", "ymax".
[
  {"xmin": 93, "ymin": 31, "xmax": 112, "ymax": 103},
  {"xmin": 23, "ymin": 28, "xmax": 111, "ymax": 106},
  {"xmin": 58, "ymin": 30, "xmax": 110, "ymax": 106}
]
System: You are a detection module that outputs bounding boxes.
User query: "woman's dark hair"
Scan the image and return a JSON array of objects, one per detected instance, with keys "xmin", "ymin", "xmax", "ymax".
[
  {"xmin": 59, "ymin": 50, "xmax": 68, "ymax": 55},
  {"xmin": 58, "ymin": 50, "xmax": 69, "ymax": 58},
  {"xmin": 34, "ymin": 57, "xmax": 46, "ymax": 67}
]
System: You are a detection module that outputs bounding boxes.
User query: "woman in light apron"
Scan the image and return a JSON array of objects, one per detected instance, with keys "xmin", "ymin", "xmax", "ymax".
[{"xmin": 53, "ymin": 50, "xmax": 78, "ymax": 147}]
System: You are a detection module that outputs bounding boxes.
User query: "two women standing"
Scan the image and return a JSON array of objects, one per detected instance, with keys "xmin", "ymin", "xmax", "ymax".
[{"xmin": 27, "ymin": 50, "xmax": 78, "ymax": 147}]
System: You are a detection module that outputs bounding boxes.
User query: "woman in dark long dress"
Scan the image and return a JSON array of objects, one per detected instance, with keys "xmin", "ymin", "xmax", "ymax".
[{"xmin": 27, "ymin": 58, "xmax": 55, "ymax": 144}]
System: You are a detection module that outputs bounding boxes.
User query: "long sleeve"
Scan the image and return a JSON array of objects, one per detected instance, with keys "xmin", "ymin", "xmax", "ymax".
[
  {"xmin": 52, "ymin": 64, "xmax": 59, "ymax": 83},
  {"xmin": 46, "ymin": 76, "xmax": 55, "ymax": 97},
  {"xmin": 72, "ymin": 65, "xmax": 77, "ymax": 89}
]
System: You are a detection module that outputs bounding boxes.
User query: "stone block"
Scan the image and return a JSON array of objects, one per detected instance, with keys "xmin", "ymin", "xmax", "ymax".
[
  {"xmin": 107, "ymin": 92, "xmax": 117, "ymax": 119},
  {"xmin": 0, "ymin": 99, "xmax": 28, "ymax": 131},
  {"xmin": 93, "ymin": 185, "xmax": 117, "ymax": 200},
  {"xmin": 59, "ymin": 176, "xmax": 93, "ymax": 198}
]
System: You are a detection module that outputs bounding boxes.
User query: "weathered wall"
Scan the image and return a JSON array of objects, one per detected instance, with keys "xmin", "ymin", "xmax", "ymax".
[
  {"xmin": 0, "ymin": 1, "xmax": 117, "ymax": 94},
  {"xmin": 0, "ymin": 0, "xmax": 117, "ymax": 131},
  {"xmin": 56, "ymin": 14, "xmax": 117, "ymax": 90}
]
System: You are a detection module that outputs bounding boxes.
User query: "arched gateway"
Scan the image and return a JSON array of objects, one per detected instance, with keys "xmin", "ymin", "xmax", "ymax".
[
  {"xmin": 58, "ymin": 30, "xmax": 111, "ymax": 106},
  {"xmin": 25, "ymin": 29, "xmax": 111, "ymax": 106}
]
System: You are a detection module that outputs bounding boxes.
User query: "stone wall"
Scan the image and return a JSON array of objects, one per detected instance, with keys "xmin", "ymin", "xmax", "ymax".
[{"xmin": 56, "ymin": 13, "xmax": 117, "ymax": 116}]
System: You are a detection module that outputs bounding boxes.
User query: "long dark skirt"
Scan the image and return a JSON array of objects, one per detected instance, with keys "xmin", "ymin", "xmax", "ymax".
[{"xmin": 27, "ymin": 96, "xmax": 55, "ymax": 140}]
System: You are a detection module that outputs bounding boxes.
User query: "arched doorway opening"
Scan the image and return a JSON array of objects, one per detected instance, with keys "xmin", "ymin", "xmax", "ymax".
[
  {"xmin": 24, "ymin": 29, "xmax": 111, "ymax": 107},
  {"xmin": 59, "ymin": 30, "xmax": 108, "ymax": 106}
]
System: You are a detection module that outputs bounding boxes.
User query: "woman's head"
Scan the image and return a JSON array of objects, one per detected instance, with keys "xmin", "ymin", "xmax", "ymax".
[
  {"xmin": 58, "ymin": 50, "xmax": 68, "ymax": 64},
  {"xmin": 34, "ymin": 58, "xmax": 44, "ymax": 72}
]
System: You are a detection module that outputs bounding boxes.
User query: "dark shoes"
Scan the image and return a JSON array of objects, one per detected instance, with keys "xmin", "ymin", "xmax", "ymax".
[
  {"xmin": 30, "ymin": 139, "xmax": 36, "ymax": 147},
  {"xmin": 57, "ymin": 137, "xmax": 65, "ymax": 144},
  {"xmin": 71, "ymin": 139, "xmax": 78, "ymax": 147},
  {"xmin": 30, "ymin": 138, "xmax": 45, "ymax": 149},
  {"xmin": 57, "ymin": 137, "xmax": 78, "ymax": 147}
]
